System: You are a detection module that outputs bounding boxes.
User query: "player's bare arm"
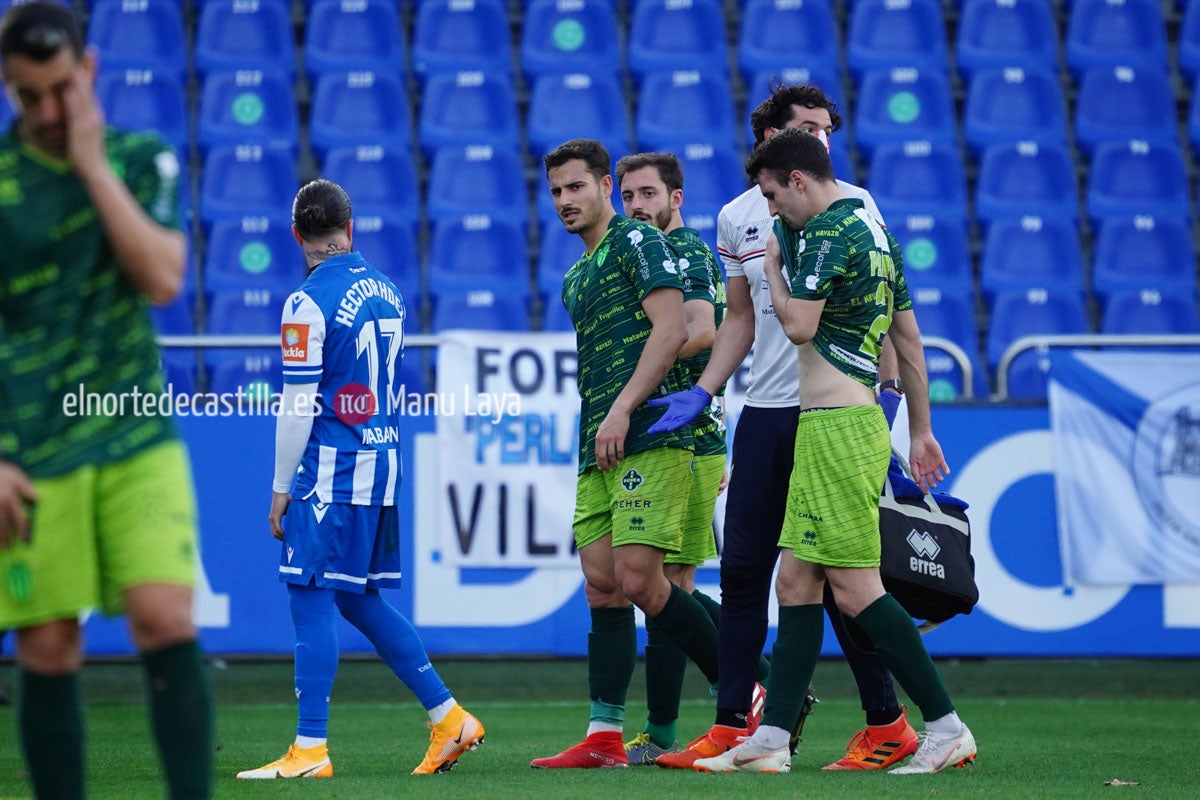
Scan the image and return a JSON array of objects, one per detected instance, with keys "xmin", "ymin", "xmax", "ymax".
[
  {"xmin": 679, "ymin": 297, "xmax": 716, "ymax": 358},
  {"xmin": 63, "ymin": 66, "xmax": 185, "ymax": 305},
  {"xmin": 595, "ymin": 286, "xmax": 688, "ymax": 471},
  {"xmin": 693, "ymin": 275, "xmax": 754, "ymax": 396},
  {"xmin": 762, "ymin": 231, "xmax": 824, "ymax": 345},
  {"xmin": 0, "ymin": 461, "xmax": 37, "ymax": 549},
  {"xmin": 890, "ymin": 308, "xmax": 948, "ymax": 492}
]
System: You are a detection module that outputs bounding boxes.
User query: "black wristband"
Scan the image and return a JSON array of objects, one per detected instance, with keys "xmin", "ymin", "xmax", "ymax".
[{"xmin": 880, "ymin": 378, "xmax": 903, "ymax": 394}]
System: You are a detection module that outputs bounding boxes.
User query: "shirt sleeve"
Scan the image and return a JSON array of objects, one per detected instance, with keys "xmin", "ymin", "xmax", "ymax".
[
  {"xmin": 678, "ymin": 239, "xmax": 716, "ymax": 305},
  {"xmin": 716, "ymin": 206, "xmax": 744, "ymax": 279},
  {"xmin": 887, "ymin": 229, "xmax": 913, "ymax": 312},
  {"xmin": 624, "ymin": 225, "xmax": 684, "ymax": 299},
  {"xmin": 791, "ymin": 224, "xmax": 849, "ymax": 301},
  {"xmin": 280, "ymin": 290, "xmax": 327, "ymax": 384},
  {"xmin": 124, "ymin": 136, "xmax": 183, "ymax": 231},
  {"xmin": 860, "ymin": 188, "xmax": 887, "ymax": 229}
]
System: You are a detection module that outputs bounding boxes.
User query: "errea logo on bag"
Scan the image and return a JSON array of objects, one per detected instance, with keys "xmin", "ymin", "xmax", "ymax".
[{"xmin": 907, "ymin": 528, "xmax": 945, "ymax": 578}]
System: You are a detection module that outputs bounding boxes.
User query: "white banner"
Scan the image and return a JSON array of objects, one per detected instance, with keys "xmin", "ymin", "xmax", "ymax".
[{"xmin": 1049, "ymin": 351, "xmax": 1200, "ymax": 585}]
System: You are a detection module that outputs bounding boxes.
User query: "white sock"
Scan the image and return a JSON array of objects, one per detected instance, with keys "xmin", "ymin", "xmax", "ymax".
[
  {"xmin": 587, "ymin": 721, "xmax": 623, "ymax": 736},
  {"xmin": 925, "ymin": 711, "xmax": 963, "ymax": 735},
  {"xmin": 294, "ymin": 735, "xmax": 326, "ymax": 749},
  {"xmin": 428, "ymin": 698, "xmax": 458, "ymax": 725},
  {"xmin": 749, "ymin": 724, "xmax": 790, "ymax": 751}
]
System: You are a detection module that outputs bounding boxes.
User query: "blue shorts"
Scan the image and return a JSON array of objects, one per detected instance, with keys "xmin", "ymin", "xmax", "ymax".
[{"xmin": 278, "ymin": 500, "xmax": 403, "ymax": 593}]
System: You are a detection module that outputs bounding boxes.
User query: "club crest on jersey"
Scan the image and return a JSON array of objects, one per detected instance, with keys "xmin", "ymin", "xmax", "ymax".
[
  {"xmin": 282, "ymin": 324, "xmax": 310, "ymax": 362},
  {"xmin": 621, "ymin": 469, "xmax": 644, "ymax": 492}
]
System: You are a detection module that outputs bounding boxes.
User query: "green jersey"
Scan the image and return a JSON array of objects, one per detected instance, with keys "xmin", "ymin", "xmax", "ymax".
[
  {"xmin": 776, "ymin": 198, "xmax": 913, "ymax": 387},
  {"xmin": 667, "ymin": 226, "xmax": 727, "ymax": 457},
  {"xmin": 562, "ymin": 214, "xmax": 693, "ymax": 474},
  {"xmin": 0, "ymin": 128, "xmax": 182, "ymax": 479}
]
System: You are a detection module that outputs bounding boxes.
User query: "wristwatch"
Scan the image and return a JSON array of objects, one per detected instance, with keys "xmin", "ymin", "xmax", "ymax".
[{"xmin": 880, "ymin": 378, "xmax": 903, "ymax": 394}]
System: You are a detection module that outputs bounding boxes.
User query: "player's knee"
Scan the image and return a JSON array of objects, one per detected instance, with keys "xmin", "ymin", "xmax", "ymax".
[
  {"xmin": 584, "ymin": 577, "xmax": 623, "ymax": 608},
  {"xmin": 127, "ymin": 603, "xmax": 195, "ymax": 652},
  {"xmin": 17, "ymin": 621, "xmax": 83, "ymax": 674}
]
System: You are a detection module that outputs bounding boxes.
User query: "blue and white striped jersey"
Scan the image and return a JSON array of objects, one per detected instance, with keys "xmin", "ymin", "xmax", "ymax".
[{"xmin": 279, "ymin": 251, "xmax": 406, "ymax": 505}]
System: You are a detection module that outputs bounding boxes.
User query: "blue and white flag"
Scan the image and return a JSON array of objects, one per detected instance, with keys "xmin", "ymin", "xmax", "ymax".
[{"xmin": 1049, "ymin": 351, "xmax": 1200, "ymax": 585}]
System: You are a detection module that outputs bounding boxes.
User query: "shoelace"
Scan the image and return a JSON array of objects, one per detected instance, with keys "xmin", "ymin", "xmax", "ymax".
[
  {"xmin": 843, "ymin": 729, "xmax": 871, "ymax": 755},
  {"xmin": 624, "ymin": 732, "xmax": 651, "ymax": 751}
]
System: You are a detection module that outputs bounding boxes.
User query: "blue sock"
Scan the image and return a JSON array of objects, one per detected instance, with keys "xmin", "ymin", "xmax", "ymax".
[
  {"xmin": 336, "ymin": 590, "xmax": 453, "ymax": 710},
  {"xmin": 288, "ymin": 583, "xmax": 340, "ymax": 739}
]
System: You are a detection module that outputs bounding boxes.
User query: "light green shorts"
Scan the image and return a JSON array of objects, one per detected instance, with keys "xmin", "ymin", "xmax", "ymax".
[
  {"xmin": 0, "ymin": 440, "xmax": 198, "ymax": 629},
  {"xmin": 780, "ymin": 405, "xmax": 891, "ymax": 568},
  {"xmin": 574, "ymin": 447, "xmax": 693, "ymax": 551},
  {"xmin": 666, "ymin": 452, "xmax": 724, "ymax": 566}
]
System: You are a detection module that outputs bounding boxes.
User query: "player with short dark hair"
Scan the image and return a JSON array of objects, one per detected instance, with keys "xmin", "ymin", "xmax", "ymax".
[
  {"xmin": 693, "ymin": 127, "xmax": 976, "ymax": 774},
  {"xmin": 530, "ymin": 139, "xmax": 723, "ymax": 769},
  {"xmin": 0, "ymin": 3, "xmax": 211, "ymax": 797},
  {"xmin": 237, "ymin": 179, "xmax": 485, "ymax": 780}
]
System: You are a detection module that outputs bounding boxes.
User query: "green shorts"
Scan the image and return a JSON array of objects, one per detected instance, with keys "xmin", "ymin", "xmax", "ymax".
[
  {"xmin": 574, "ymin": 447, "xmax": 693, "ymax": 552},
  {"xmin": 0, "ymin": 440, "xmax": 198, "ymax": 629},
  {"xmin": 779, "ymin": 405, "xmax": 891, "ymax": 568},
  {"xmin": 666, "ymin": 452, "xmax": 724, "ymax": 566}
]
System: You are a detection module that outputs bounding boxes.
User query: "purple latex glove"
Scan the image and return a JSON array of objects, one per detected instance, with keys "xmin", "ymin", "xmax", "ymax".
[{"xmin": 647, "ymin": 386, "xmax": 712, "ymax": 434}]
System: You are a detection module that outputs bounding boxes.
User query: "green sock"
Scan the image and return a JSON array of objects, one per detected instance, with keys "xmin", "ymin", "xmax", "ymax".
[
  {"xmin": 18, "ymin": 670, "xmax": 84, "ymax": 800},
  {"xmin": 649, "ymin": 584, "xmax": 719, "ymax": 683},
  {"xmin": 854, "ymin": 594, "xmax": 954, "ymax": 722},
  {"xmin": 142, "ymin": 640, "xmax": 213, "ymax": 800},
  {"xmin": 642, "ymin": 616, "xmax": 685, "ymax": 746},
  {"xmin": 588, "ymin": 606, "xmax": 636, "ymax": 723},
  {"xmin": 692, "ymin": 589, "xmax": 771, "ymax": 683},
  {"xmin": 762, "ymin": 604, "xmax": 824, "ymax": 732}
]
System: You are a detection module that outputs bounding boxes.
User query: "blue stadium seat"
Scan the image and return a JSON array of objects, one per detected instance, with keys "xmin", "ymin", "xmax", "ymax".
[
  {"xmin": 160, "ymin": 350, "xmax": 198, "ymax": 395},
  {"xmin": 1101, "ymin": 289, "xmax": 1200, "ymax": 335},
  {"xmin": 199, "ymin": 145, "xmax": 299, "ymax": 230},
  {"xmin": 980, "ymin": 216, "xmax": 1085, "ymax": 301},
  {"xmin": 1075, "ymin": 67, "xmax": 1177, "ymax": 156},
  {"xmin": 430, "ymin": 289, "xmax": 531, "ymax": 332},
  {"xmin": 1086, "ymin": 141, "xmax": 1190, "ymax": 224},
  {"xmin": 95, "ymin": 69, "xmax": 188, "ymax": 152},
  {"xmin": 675, "ymin": 143, "xmax": 746, "ymax": 212},
  {"xmin": 846, "ymin": 0, "xmax": 948, "ymax": 77},
  {"xmin": 955, "ymin": 0, "xmax": 1059, "ymax": 80},
  {"xmin": 419, "ymin": 71, "xmax": 519, "ymax": 158},
  {"xmin": 412, "ymin": 0, "xmax": 512, "ymax": 81},
  {"xmin": 537, "ymin": 222, "xmax": 583, "ymax": 296},
  {"xmin": 1179, "ymin": 0, "xmax": 1200, "ymax": 84},
  {"xmin": 426, "ymin": 145, "xmax": 529, "ymax": 227},
  {"xmin": 1092, "ymin": 217, "xmax": 1199, "ymax": 300},
  {"xmin": 205, "ymin": 348, "xmax": 282, "ymax": 398},
  {"xmin": 350, "ymin": 217, "xmax": 421, "ymax": 302},
  {"xmin": 909, "ymin": 287, "xmax": 988, "ymax": 400},
  {"xmin": 194, "ymin": 0, "xmax": 295, "ymax": 80},
  {"xmin": 322, "ymin": 146, "xmax": 419, "ymax": 233},
  {"xmin": 196, "ymin": 69, "xmax": 297, "ymax": 155},
  {"xmin": 304, "ymin": 0, "xmax": 405, "ymax": 80},
  {"xmin": 682, "ymin": 208, "xmax": 721, "ymax": 257},
  {"xmin": 866, "ymin": 140, "xmax": 968, "ymax": 224},
  {"xmin": 527, "ymin": 72, "xmax": 631, "ymax": 160},
  {"xmin": 0, "ymin": 82, "xmax": 12, "ymax": 132},
  {"xmin": 87, "ymin": 0, "xmax": 186, "ymax": 80},
  {"xmin": 203, "ymin": 216, "xmax": 304, "ymax": 293},
  {"xmin": 206, "ymin": 288, "xmax": 286, "ymax": 334},
  {"xmin": 746, "ymin": 66, "xmax": 846, "ymax": 144},
  {"xmin": 974, "ymin": 141, "xmax": 1079, "ymax": 227},
  {"xmin": 889, "ymin": 215, "xmax": 972, "ymax": 294},
  {"xmin": 738, "ymin": 0, "xmax": 840, "ymax": 84},
  {"xmin": 828, "ymin": 136, "xmax": 857, "ymax": 186},
  {"xmin": 427, "ymin": 216, "xmax": 530, "ymax": 294},
  {"xmin": 963, "ymin": 67, "xmax": 1068, "ymax": 154},
  {"xmin": 540, "ymin": 291, "xmax": 575, "ymax": 332},
  {"xmin": 1065, "ymin": 0, "xmax": 1167, "ymax": 76},
  {"xmin": 636, "ymin": 70, "xmax": 737, "ymax": 151},
  {"xmin": 151, "ymin": 293, "xmax": 197, "ymax": 335},
  {"xmin": 521, "ymin": 0, "xmax": 620, "ymax": 78},
  {"xmin": 308, "ymin": 71, "xmax": 412, "ymax": 162},
  {"xmin": 987, "ymin": 288, "xmax": 1090, "ymax": 399},
  {"xmin": 628, "ymin": 0, "xmax": 728, "ymax": 81},
  {"xmin": 1189, "ymin": 86, "xmax": 1200, "ymax": 156},
  {"xmin": 854, "ymin": 68, "xmax": 956, "ymax": 159}
]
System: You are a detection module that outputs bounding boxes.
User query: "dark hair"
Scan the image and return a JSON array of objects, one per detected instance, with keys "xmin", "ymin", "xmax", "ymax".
[
  {"xmin": 543, "ymin": 138, "xmax": 610, "ymax": 181},
  {"xmin": 292, "ymin": 179, "xmax": 352, "ymax": 239},
  {"xmin": 745, "ymin": 127, "xmax": 835, "ymax": 187},
  {"xmin": 749, "ymin": 81, "xmax": 843, "ymax": 146},
  {"xmin": 615, "ymin": 152, "xmax": 683, "ymax": 193},
  {"xmin": 0, "ymin": 1, "xmax": 85, "ymax": 61}
]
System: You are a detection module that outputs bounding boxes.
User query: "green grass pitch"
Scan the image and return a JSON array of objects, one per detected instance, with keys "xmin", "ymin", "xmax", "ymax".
[{"xmin": 0, "ymin": 658, "xmax": 1196, "ymax": 799}]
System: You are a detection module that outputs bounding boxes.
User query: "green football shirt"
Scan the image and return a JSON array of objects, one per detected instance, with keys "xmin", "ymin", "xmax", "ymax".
[
  {"xmin": 562, "ymin": 214, "xmax": 694, "ymax": 474},
  {"xmin": 775, "ymin": 198, "xmax": 913, "ymax": 387},
  {"xmin": 667, "ymin": 226, "xmax": 727, "ymax": 457},
  {"xmin": 0, "ymin": 128, "xmax": 182, "ymax": 479}
]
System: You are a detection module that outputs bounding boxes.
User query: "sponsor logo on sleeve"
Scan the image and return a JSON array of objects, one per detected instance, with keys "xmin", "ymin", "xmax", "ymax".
[{"xmin": 282, "ymin": 324, "xmax": 310, "ymax": 362}]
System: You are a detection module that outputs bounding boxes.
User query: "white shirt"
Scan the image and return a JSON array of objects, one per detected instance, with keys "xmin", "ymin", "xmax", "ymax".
[{"xmin": 716, "ymin": 180, "xmax": 885, "ymax": 407}]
